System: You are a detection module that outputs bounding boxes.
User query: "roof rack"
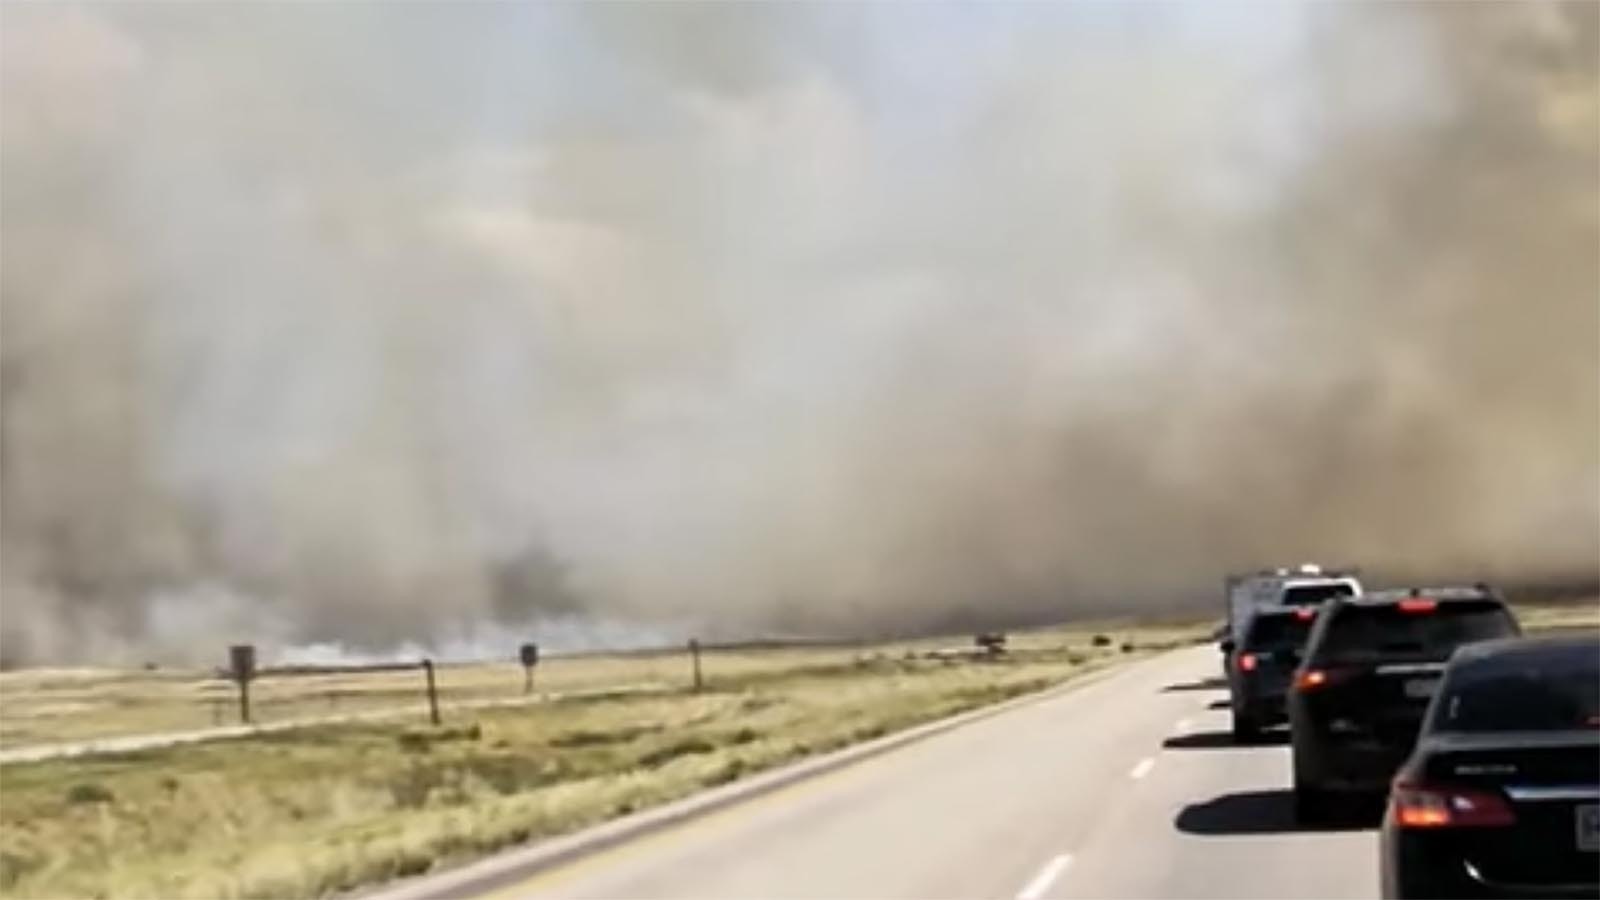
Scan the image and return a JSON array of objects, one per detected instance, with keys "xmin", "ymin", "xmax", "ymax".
[
  {"xmin": 1231, "ymin": 564, "xmax": 1362, "ymax": 580},
  {"xmin": 1364, "ymin": 584, "xmax": 1502, "ymax": 602}
]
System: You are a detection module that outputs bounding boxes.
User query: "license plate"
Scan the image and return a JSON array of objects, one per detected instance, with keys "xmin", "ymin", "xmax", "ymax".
[
  {"xmin": 1403, "ymin": 677, "xmax": 1440, "ymax": 699},
  {"xmin": 1578, "ymin": 804, "xmax": 1599, "ymax": 852}
]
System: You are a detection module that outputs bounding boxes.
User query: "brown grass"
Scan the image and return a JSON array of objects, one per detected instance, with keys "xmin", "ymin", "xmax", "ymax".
[
  {"xmin": 0, "ymin": 624, "xmax": 1185, "ymax": 751},
  {"xmin": 0, "ymin": 622, "xmax": 1200, "ymax": 899}
]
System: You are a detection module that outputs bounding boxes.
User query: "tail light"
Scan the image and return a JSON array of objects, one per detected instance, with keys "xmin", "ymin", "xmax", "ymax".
[
  {"xmin": 1294, "ymin": 668, "xmax": 1346, "ymax": 691},
  {"xmin": 1390, "ymin": 781, "xmax": 1515, "ymax": 828},
  {"xmin": 1294, "ymin": 607, "xmax": 1316, "ymax": 621},
  {"xmin": 1238, "ymin": 652, "xmax": 1258, "ymax": 673},
  {"xmin": 1398, "ymin": 598, "xmax": 1437, "ymax": 614}
]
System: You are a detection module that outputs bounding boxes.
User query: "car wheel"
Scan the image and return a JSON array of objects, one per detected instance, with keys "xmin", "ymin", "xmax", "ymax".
[
  {"xmin": 1231, "ymin": 712, "xmax": 1259, "ymax": 744},
  {"xmin": 1294, "ymin": 781, "xmax": 1333, "ymax": 825}
]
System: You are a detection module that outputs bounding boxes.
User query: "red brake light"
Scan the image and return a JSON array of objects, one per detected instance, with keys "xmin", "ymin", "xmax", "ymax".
[
  {"xmin": 1295, "ymin": 666, "xmax": 1357, "ymax": 691},
  {"xmin": 1395, "ymin": 798, "xmax": 1450, "ymax": 827},
  {"xmin": 1295, "ymin": 607, "xmax": 1316, "ymax": 621},
  {"xmin": 1398, "ymin": 598, "xmax": 1437, "ymax": 614},
  {"xmin": 1390, "ymin": 781, "xmax": 1515, "ymax": 828},
  {"xmin": 1238, "ymin": 652, "xmax": 1258, "ymax": 672},
  {"xmin": 1295, "ymin": 669, "xmax": 1328, "ymax": 690}
]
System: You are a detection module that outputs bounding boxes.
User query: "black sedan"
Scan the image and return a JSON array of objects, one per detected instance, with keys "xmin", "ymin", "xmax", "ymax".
[{"xmin": 1380, "ymin": 635, "xmax": 1599, "ymax": 899}]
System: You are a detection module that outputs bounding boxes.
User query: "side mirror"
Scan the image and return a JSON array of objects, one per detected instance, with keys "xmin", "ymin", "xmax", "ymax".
[{"xmin": 1219, "ymin": 639, "xmax": 1235, "ymax": 654}]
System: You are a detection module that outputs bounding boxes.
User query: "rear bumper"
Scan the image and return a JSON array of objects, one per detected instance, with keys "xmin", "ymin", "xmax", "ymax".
[
  {"xmin": 1295, "ymin": 736, "xmax": 1410, "ymax": 793},
  {"xmin": 1237, "ymin": 693, "xmax": 1288, "ymax": 723},
  {"xmin": 1234, "ymin": 677, "xmax": 1292, "ymax": 722},
  {"xmin": 1383, "ymin": 826, "xmax": 1599, "ymax": 900},
  {"xmin": 1463, "ymin": 860, "xmax": 1598, "ymax": 900}
]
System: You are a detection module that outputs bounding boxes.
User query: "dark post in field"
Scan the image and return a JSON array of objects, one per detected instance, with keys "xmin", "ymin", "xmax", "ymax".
[
  {"xmin": 422, "ymin": 658, "xmax": 441, "ymax": 725},
  {"xmin": 974, "ymin": 632, "xmax": 1008, "ymax": 658},
  {"xmin": 228, "ymin": 644, "xmax": 256, "ymax": 724},
  {"xmin": 519, "ymin": 642, "xmax": 539, "ymax": 695},
  {"xmin": 688, "ymin": 638, "xmax": 704, "ymax": 692}
]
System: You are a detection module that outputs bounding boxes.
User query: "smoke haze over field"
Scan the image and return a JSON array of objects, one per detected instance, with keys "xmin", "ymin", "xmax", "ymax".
[{"xmin": 2, "ymin": 3, "xmax": 1596, "ymax": 665}]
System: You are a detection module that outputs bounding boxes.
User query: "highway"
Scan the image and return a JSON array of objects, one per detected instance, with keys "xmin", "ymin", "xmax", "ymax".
[{"xmin": 390, "ymin": 646, "xmax": 1383, "ymax": 899}]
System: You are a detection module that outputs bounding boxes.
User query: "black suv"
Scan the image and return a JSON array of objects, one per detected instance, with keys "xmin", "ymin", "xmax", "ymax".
[
  {"xmin": 1225, "ymin": 607, "xmax": 1318, "ymax": 741},
  {"xmin": 1288, "ymin": 586, "xmax": 1520, "ymax": 822},
  {"xmin": 1380, "ymin": 635, "xmax": 1599, "ymax": 899}
]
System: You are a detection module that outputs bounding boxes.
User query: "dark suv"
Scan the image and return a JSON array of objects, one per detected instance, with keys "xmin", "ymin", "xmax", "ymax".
[
  {"xmin": 1380, "ymin": 636, "xmax": 1599, "ymax": 899},
  {"xmin": 1226, "ymin": 607, "xmax": 1318, "ymax": 741},
  {"xmin": 1288, "ymin": 586, "xmax": 1521, "ymax": 822}
]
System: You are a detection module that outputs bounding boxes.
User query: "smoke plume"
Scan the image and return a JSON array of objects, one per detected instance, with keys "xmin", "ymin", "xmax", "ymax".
[{"xmin": 2, "ymin": 3, "xmax": 1595, "ymax": 664}]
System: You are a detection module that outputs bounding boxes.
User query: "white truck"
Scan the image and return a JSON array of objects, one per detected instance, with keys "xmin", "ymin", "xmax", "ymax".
[{"xmin": 1222, "ymin": 563, "xmax": 1362, "ymax": 649}]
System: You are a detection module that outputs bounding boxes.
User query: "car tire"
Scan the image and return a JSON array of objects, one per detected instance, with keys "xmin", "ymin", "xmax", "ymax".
[
  {"xmin": 1294, "ymin": 781, "xmax": 1333, "ymax": 825},
  {"xmin": 1231, "ymin": 712, "xmax": 1259, "ymax": 744}
]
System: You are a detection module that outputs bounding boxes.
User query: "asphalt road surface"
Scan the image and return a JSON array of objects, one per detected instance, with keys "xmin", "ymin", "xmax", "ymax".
[{"xmin": 447, "ymin": 646, "xmax": 1382, "ymax": 899}]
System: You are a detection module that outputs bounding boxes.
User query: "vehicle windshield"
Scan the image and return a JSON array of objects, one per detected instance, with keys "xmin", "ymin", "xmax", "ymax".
[
  {"xmin": 1432, "ymin": 653, "xmax": 1600, "ymax": 732},
  {"xmin": 1280, "ymin": 583, "xmax": 1355, "ymax": 606},
  {"xmin": 1245, "ymin": 615, "xmax": 1312, "ymax": 651},
  {"xmin": 1313, "ymin": 602, "xmax": 1516, "ymax": 662}
]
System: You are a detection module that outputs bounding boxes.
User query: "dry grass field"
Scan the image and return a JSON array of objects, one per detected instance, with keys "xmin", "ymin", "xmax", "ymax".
[
  {"xmin": 0, "ymin": 621, "xmax": 1203, "ymax": 899},
  {"xmin": 0, "ymin": 622, "xmax": 1195, "ymax": 752},
  {"xmin": 1508, "ymin": 598, "xmax": 1600, "ymax": 633}
]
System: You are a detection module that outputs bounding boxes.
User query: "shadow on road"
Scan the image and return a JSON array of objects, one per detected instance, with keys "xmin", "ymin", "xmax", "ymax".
[
  {"xmin": 1161, "ymin": 677, "xmax": 1227, "ymax": 693},
  {"xmin": 1206, "ymin": 698, "xmax": 1231, "ymax": 710},
  {"xmin": 1163, "ymin": 729, "xmax": 1288, "ymax": 750},
  {"xmin": 1176, "ymin": 790, "xmax": 1378, "ymax": 836}
]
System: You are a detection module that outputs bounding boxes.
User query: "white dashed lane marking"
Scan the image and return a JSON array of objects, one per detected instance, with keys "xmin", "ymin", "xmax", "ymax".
[{"xmin": 1016, "ymin": 854, "xmax": 1074, "ymax": 900}]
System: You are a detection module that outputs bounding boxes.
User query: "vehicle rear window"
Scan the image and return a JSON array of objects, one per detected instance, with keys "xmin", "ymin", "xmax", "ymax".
[
  {"xmin": 1281, "ymin": 583, "xmax": 1355, "ymax": 606},
  {"xmin": 1313, "ymin": 602, "xmax": 1517, "ymax": 661},
  {"xmin": 1245, "ymin": 615, "xmax": 1312, "ymax": 650},
  {"xmin": 1432, "ymin": 653, "xmax": 1600, "ymax": 732}
]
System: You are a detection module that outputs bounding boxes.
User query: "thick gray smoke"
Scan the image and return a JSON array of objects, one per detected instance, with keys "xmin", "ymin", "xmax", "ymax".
[{"xmin": 2, "ymin": 3, "xmax": 1595, "ymax": 664}]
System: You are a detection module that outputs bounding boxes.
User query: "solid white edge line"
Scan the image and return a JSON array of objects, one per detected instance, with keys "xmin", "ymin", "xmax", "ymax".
[
  {"xmin": 1129, "ymin": 756, "xmax": 1155, "ymax": 780},
  {"xmin": 1016, "ymin": 854, "xmax": 1074, "ymax": 900}
]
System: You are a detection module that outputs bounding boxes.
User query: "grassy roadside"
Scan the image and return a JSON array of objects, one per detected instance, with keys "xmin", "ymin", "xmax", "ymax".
[
  {"xmin": 0, "ymin": 624, "xmax": 1201, "ymax": 900},
  {"xmin": 1509, "ymin": 598, "xmax": 1599, "ymax": 633},
  {"xmin": 0, "ymin": 646, "xmax": 872, "ymax": 751},
  {"xmin": 0, "ymin": 625, "xmax": 1187, "ymax": 751}
]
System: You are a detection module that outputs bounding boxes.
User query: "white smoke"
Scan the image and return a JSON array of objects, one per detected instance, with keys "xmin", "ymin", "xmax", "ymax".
[{"xmin": 1, "ymin": 3, "xmax": 1594, "ymax": 664}]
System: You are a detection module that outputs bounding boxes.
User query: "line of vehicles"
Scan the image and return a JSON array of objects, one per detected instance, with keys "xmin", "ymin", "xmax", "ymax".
[{"xmin": 1216, "ymin": 563, "xmax": 1599, "ymax": 900}]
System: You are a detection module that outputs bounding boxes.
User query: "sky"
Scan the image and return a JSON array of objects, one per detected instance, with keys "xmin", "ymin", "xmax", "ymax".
[{"xmin": 2, "ymin": 2, "xmax": 1596, "ymax": 665}]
